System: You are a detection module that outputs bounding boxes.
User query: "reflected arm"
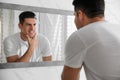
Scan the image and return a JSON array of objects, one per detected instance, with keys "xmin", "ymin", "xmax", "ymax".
[
  {"xmin": 7, "ymin": 47, "xmax": 34, "ymax": 62},
  {"xmin": 42, "ymin": 55, "xmax": 52, "ymax": 61}
]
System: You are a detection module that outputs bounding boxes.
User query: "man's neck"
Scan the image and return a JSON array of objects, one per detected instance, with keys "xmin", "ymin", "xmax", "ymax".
[
  {"xmin": 20, "ymin": 32, "xmax": 27, "ymax": 41},
  {"xmin": 87, "ymin": 17, "xmax": 105, "ymax": 25}
]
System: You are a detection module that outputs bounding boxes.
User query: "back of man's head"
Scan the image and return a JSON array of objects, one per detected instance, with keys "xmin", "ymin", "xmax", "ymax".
[
  {"xmin": 19, "ymin": 11, "xmax": 36, "ymax": 24},
  {"xmin": 72, "ymin": 0, "xmax": 105, "ymax": 18}
]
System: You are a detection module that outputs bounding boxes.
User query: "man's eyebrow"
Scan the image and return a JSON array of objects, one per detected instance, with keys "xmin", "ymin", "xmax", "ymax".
[
  {"xmin": 34, "ymin": 23, "xmax": 36, "ymax": 25},
  {"xmin": 26, "ymin": 23, "xmax": 31, "ymax": 25}
]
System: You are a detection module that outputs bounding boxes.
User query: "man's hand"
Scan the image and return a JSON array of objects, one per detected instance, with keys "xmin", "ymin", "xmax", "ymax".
[{"xmin": 26, "ymin": 33, "xmax": 38, "ymax": 51}]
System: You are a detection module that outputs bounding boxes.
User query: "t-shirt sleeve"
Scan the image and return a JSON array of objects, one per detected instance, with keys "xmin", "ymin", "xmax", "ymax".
[
  {"xmin": 64, "ymin": 32, "xmax": 86, "ymax": 68},
  {"xmin": 41, "ymin": 36, "xmax": 52, "ymax": 57},
  {"xmin": 4, "ymin": 37, "xmax": 18, "ymax": 57}
]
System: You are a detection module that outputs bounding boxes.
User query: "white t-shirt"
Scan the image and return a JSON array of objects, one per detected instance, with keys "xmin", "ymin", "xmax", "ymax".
[
  {"xmin": 65, "ymin": 21, "xmax": 120, "ymax": 80},
  {"xmin": 4, "ymin": 33, "xmax": 52, "ymax": 62}
]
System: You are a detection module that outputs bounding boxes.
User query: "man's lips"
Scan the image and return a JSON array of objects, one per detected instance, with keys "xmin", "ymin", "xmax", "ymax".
[{"xmin": 29, "ymin": 31, "xmax": 35, "ymax": 34}]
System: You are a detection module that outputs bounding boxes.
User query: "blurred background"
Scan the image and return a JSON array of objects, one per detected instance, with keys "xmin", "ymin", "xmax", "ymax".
[{"xmin": 0, "ymin": 0, "xmax": 120, "ymax": 80}]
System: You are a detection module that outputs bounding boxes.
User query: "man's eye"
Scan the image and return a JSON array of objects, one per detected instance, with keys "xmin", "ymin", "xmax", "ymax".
[{"xmin": 26, "ymin": 24, "xmax": 31, "ymax": 26}]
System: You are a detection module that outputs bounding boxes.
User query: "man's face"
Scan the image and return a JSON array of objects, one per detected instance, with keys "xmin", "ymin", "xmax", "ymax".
[{"xmin": 19, "ymin": 18, "xmax": 37, "ymax": 38}]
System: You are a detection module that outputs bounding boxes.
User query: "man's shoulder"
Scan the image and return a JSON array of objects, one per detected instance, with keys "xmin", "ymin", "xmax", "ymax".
[
  {"xmin": 67, "ymin": 31, "xmax": 80, "ymax": 43},
  {"xmin": 37, "ymin": 33, "xmax": 50, "ymax": 46},
  {"xmin": 37, "ymin": 33, "xmax": 48, "ymax": 40},
  {"xmin": 4, "ymin": 33, "xmax": 20, "ymax": 42}
]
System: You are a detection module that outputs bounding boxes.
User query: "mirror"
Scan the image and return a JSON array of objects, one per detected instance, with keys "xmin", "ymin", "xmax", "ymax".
[{"xmin": 0, "ymin": 4, "xmax": 76, "ymax": 63}]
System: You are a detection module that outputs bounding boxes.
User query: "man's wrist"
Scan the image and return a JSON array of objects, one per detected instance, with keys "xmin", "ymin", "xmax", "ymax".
[{"xmin": 28, "ymin": 47, "xmax": 34, "ymax": 53}]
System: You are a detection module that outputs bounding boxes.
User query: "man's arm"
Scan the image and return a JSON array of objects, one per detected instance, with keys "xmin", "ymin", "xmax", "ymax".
[
  {"xmin": 6, "ymin": 34, "xmax": 38, "ymax": 62},
  {"xmin": 42, "ymin": 55, "xmax": 52, "ymax": 61},
  {"xmin": 62, "ymin": 65, "xmax": 81, "ymax": 80},
  {"xmin": 7, "ymin": 47, "xmax": 35, "ymax": 62}
]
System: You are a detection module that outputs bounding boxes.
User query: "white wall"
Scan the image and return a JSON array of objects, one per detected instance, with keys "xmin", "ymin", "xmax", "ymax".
[{"xmin": 0, "ymin": 0, "xmax": 74, "ymax": 11}]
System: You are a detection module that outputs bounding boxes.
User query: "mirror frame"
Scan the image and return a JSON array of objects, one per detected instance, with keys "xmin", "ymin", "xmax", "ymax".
[{"xmin": 0, "ymin": 2, "xmax": 73, "ymax": 69}]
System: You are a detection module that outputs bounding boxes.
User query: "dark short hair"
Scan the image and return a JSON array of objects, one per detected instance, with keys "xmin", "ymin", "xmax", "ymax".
[
  {"xmin": 19, "ymin": 11, "xmax": 36, "ymax": 24},
  {"xmin": 72, "ymin": 0, "xmax": 105, "ymax": 18}
]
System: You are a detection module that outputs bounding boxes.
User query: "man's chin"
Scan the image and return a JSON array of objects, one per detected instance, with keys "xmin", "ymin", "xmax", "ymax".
[{"xmin": 29, "ymin": 34, "xmax": 36, "ymax": 38}]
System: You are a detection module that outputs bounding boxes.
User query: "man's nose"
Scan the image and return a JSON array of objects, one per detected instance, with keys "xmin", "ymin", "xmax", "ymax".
[{"xmin": 30, "ymin": 25, "xmax": 35, "ymax": 30}]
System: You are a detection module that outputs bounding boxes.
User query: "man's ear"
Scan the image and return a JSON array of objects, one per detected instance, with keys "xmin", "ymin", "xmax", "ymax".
[
  {"xmin": 78, "ymin": 10, "xmax": 84, "ymax": 21},
  {"xmin": 18, "ymin": 23, "xmax": 22, "ymax": 29}
]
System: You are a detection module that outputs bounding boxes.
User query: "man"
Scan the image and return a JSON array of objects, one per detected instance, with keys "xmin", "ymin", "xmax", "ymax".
[
  {"xmin": 4, "ymin": 11, "xmax": 52, "ymax": 62},
  {"xmin": 62, "ymin": 0, "xmax": 120, "ymax": 80}
]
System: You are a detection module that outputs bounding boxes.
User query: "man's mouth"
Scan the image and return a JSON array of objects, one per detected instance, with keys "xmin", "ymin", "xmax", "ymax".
[{"xmin": 29, "ymin": 31, "xmax": 35, "ymax": 34}]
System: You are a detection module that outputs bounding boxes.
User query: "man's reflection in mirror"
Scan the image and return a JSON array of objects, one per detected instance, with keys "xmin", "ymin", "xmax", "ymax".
[{"xmin": 4, "ymin": 11, "xmax": 52, "ymax": 62}]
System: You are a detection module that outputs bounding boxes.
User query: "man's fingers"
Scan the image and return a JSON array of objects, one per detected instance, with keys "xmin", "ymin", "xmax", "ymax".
[
  {"xmin": 33, "ymin": 33, "xmax": 37, "ymax": 39},
  {"xmin": 26, "ymin": 34, "xmax": 31, "ymax": 41}
]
